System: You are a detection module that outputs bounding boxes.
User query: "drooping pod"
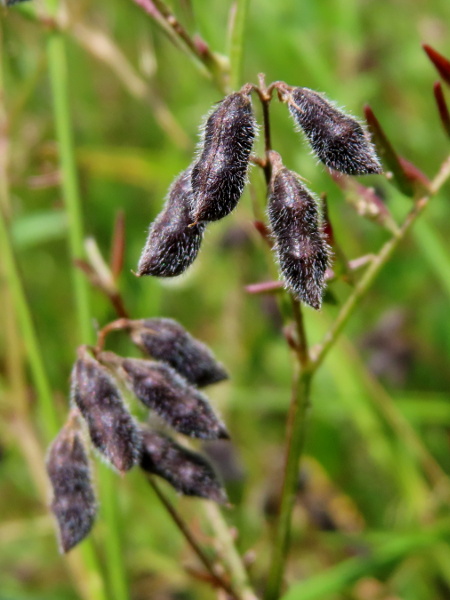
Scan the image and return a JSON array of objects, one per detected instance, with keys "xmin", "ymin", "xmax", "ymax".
[
  {"xmin": 137, "ymin": 169, "xmax": 205, "ymax": 277},
  {"xmin": 71, "ymin": 352, "xmax": 142, "ymax": 473},
  {"xmin": 191, "ymin": 87, "xmax": 257, "ymax": 223},
  {"xmin": 268, "ymin": 152, "xmax": 331, "ymax": 310},
  {"xmin": 115, "ymin": 356, "xmax": 229, "ymax": 440},
  {"xmin": 46, "ymin": 422, "xmax": 97, "ymax": 553},
  {"xmin": 140, "ymin": 428, "xmax": 228, "ymax": 503},
  {"xmin": 285, "ymin": 87, "xmax": 382, "ymax": 175},
  {"xmin": 128, "ymin": 318, "xmax": 228, "ymax": 387}
]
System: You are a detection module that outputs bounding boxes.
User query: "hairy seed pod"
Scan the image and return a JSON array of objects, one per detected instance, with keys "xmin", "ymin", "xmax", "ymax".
[
  {"xmin": 129, "ymin": 318, "xmax": 228, "ymax": 387},
  {"xmin": 191, "ymin": 89, "xmax": 256, "ymax": 222},
  {"xmin": 137, "ymin": 169, "xmax": 205, "ymax": 277},
  {"xmin": 4, "ymin": 0, "xmax": 32, "ymax": 5},
  {"xmin": 140, "ymin": 429, "xmax": 228, "ymax": 503},
  {"xmin": 286, "ymin": 87, "xmax": 382, "ymax": 175},
  {"xmin": 71, "ymin": 354, "xmax": 142, "ymax": 472},
  {"xmin": 46, "ymin": 424, "xmax": 96, "ymax": 553},
  {"xmin": 119, "ymin": 357, "xmax": 229, "ymax": 440},
  {"xmin": 268, "ymin": 152, "xmax": 331, "ymax": 310}
]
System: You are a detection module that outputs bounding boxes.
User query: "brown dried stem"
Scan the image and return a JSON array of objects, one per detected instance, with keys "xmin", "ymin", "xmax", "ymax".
[
  {"xmin": 148, "ymin": 477, "xmax": 239, "ymax": 599},
  {"xmin": 132, "ymin": 0, "xmax": 229, "ymax": 93}
]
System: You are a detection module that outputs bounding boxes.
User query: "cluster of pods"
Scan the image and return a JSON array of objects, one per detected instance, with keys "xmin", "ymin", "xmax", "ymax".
[
  {"xmin": 46, "ymin": 318, "xmax": 230, "ymax": 552},
  {"xmin": 138, "ymin": 82, "xmax": 382, "ymax": 309}
]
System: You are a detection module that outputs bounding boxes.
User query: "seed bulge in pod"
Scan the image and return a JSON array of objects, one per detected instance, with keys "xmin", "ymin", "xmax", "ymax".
[
  {"xmin": 137, "ymin": 169, "xmax": 205, "ymax": 277},
  {"xmin": 140, "ymin": 428, "xmax": 228, "ymax": 503},
  {"xmin": 120, "ymin": 357, "xmax": 229, "ymax": 440},
  {"xmin": 287, "ymin": 87, "xmax": 382, "ymax": 175},
  {"xmin": 129, "ymin": 317, "xmax": 228, "ymax": 387},
  {"xmin": 46, "ymin": 424, "xmax": 97, "ymax": 553},
  {"xmin": 191, "ymin": 89, "xmax": 256, "ymax": 223},
  {"xmin": 71, "ymin": 354, "xmax": 142, "ymax": 472},
  {"xmin": 268, "ymin": 152, "xmax": 331, "ymax": 310}
]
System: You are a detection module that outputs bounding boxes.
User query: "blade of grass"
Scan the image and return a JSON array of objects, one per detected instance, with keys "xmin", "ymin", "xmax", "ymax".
[
  {"xmin": 411, "ymin": 215, "xmax": 450, "ymax": 301},
  {"xmin": 280, "ymin": 520, "xmax": 450, "ymax": 600},
  {"xmin": 228, "ymin": 0, "xmax": 251, "ymax": 91},
  {"xmin": 42, "ymin": 5, "xmax": 129, "ymax": 598}
]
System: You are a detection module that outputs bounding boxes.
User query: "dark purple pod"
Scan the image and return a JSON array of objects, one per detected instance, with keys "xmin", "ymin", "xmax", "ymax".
[
  {"xmin": 140, "ymin": 429, "xmax": 228, "ymax": 503},
  {"xmin": 119, "ymin": 357, "xmax": 229, "ymax": 440},
  {"xmin": 268, "ymin": 153, "xmax": 331, "ymax": 310},
  {"xmin": 129, "ymin": 318, "xmax": 228, "ymax": 387},
  {"xmin": 71, "ymin": 354, "xmax": 142, "ymax": 473},
  {"xmin": 191, "ymin": 89, "xmax": 256, "ymax": 223},
  {"xmin": 5, "ymin": 0, "xmax": 32, "ymax": 5},
  {"xmin": 46, "ymin": 424, "xmax": 96, "ymax": 553},
  {"xmin": 137, "ymin": 169, "xmax": 205, "ymax": 277},
  {"xmin": 287, "ymin": 87, "xmax": 382, "ymax": 175}
]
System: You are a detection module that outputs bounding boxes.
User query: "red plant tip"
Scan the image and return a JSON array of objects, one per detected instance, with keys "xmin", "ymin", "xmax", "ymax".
[
  {"xmin": 398, "ymin": 157, "xmax": 431, "ymax": 190},
  {"xmin": 193, "ymin": 34, "xmax": 210, "ymax": 57},
  {"xmin": 423, "ymin": 44, "xmax": 450, "ymax": 86},
  {"xmin": 433, "ymin": 81, "xmax": 450, "ymax": 138}
]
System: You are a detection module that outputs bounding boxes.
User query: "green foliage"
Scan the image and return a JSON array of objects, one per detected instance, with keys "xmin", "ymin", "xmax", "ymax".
[{"xmin": 1, "ymin": 0, "xmax": 450, "ymax": 598}]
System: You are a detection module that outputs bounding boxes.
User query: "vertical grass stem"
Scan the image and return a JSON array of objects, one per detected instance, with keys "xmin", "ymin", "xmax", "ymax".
[{"xmin": 44, "ymin": 15, "xmax": 129, "ymax": 600}]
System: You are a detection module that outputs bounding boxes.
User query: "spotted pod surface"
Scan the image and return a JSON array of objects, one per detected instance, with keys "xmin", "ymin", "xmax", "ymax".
[
  {"xmin": 120, "ymin": 357, "xmax": 229, "ymax": 440},
  {"xmin": 129, "ymin": 317, "xmax": 228, "ymax": 388},
  {"xmin": 46, "ymin": 426, "xmax": 96, "ymax": 553},
  {"xmin": 287, "ymin": 87, "xmax": 382, "ymax": 175},
  {"xmin": 137, "ymin": 169, "xmax": 205, "ymax": 277},
  {"xmin": 268, "ymin": 153, "xmax": 331, "ymax": 309},
  {"xmin": 71, "ymin": 354, "xmax": 142, "ymax": 472},
  {"xmin": 140, "ymin": 428, "xmax": 228, "ymax": 503},
  {"xmin": 191, "ymin": 90, "xmax": 256, "ymax": 222}
]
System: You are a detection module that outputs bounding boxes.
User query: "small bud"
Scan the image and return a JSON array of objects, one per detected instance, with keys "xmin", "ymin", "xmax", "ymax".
[
  {"xmin": 129, "ymin": 318, "xmax": 228, "ymax": 387},
  {"xmin": 286, "ymin": 87, "xmax": 382, "ymax": 175},
  {"xmin": 191, "ymin": 89, "xmax": 256, "ymax": 222},
  {"xmin": 268, "ymin": 152, "xmax": 331, "ymax": 310},
  {"xmin": 46, "ymin": 424, "xmax": 96, "ymax": 553},
  {"xmin": 71, "ymin": 353, "xmax": 142, "ymax": 473},
  {"xmin": 119, "ymin": 357, "xmax": 229, "ymax": 440},
  {"xmin": 137, "ymin": 169, "xmax": 205, "ymax": 277},
  {"xmin": 140, "ymin": 429, "xmax": 228, "ymax": 503}
]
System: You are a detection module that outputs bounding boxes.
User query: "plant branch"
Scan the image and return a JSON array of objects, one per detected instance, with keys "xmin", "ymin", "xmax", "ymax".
[
  {"xmin": 252, "ymin": 82, "xmax": 313, "ymax": 599},
  {"xmin": 132, "ymin": 0, "xmax": 230, "ymax": 93},
  {"xmin": 89, "ymin": 271, "xmax": 257, "ymax": 600},
  {"xmin": 203, "ymin": 503, "xmax": 257, "ymax": 600},
  {"xmin": 148, "ymin": 477, "xmax": 239, "ymax": 599},
  {"xmin": 312, "ymin": 155, "xmax": 450, "ymax": 371},
  {"xmin": 264, "ymin": 369, "xmax": 312, "ymax": 600}
]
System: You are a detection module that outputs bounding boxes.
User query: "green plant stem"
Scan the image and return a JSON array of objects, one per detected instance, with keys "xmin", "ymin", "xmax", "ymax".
[
  {"xmin": 264, "ymin": 156, "xmax": 450, "ymax": 599},
  {"xmin": 0, "ymin": 140, "xmax": 106, "ymax": 600},
  {"xmin": 43, "ymin": 10, "xmax": 129, "ymax": 599},
  {"xmin": 0, "ymin": 209, "xmax": 60, "ymax": 441},
  {"xmin": 312, "ymin": 155, "xmax": 450, "ymax": 371},
  {"xmin": 0, "ymin": 31, "xmax": 59, "ymax": 440},
  {"xmin": 264, "ymin": 366, "xmax": 312, "ymax": 600},
  {"xmin": 229, "ymin": 0, "xmax": 250, "ymax": 90},
  {"xmin": 45, "ymin": 30, "xmax": 91, "ymax": 343},
  {"xmin": 203, "ymin": 503, "xmax": 257, "ymax": 600}
]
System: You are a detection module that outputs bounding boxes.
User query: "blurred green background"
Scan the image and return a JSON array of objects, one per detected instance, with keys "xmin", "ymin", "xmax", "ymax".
[{"xmin": 1, "ymin": 0, "xmax": 450, "ymax": 598}]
